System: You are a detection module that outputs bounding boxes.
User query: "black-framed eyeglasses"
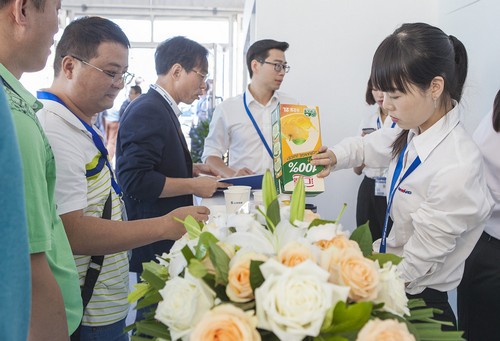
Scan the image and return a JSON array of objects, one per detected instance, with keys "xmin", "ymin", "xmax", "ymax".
[
  {"xmin": 192, "ymin": 69, "xmax": 209, "ymax": 82},
  {"xmin": 70, "ymin": 55, "xmax": 135, "ymax": 85},
  {"xmin": 257, "ymin": 59, "xmax": 290, "ymax": 73}
]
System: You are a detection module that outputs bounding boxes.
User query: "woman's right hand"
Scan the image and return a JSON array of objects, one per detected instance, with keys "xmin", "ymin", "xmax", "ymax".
[{"xmin": 311, "ymin": 146, "xmax": 337, "ymax": 178}]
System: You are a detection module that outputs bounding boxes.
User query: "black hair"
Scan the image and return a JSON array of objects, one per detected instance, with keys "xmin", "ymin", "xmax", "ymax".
[
  {"xmin": 54, "ymin": 16, "xmax": 130, "ymax": 76},
  {"xmin": 246, "ymin": 39, "xmax": 289, "ymax": 78},
  {"xmin": 130, "ymin": 85, "xmax": 142, "ymax": 95},
  {"xmin": 370, "ymin": 22, "xmax": 468, "ymax": 158},
  {"xmin": 365, "ymin": 78, "xmax": 376, "ymax": 105},
  {"xmin": 493, "ymin": 89, "xmax": 500, "ymax": 132},
  {"xmin": 154, "ymin": 36, "xmax": 208, "ymax": 76}
]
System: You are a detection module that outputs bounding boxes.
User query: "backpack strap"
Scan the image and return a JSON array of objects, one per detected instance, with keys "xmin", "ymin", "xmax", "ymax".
[{"xmin": 71, "ymin": 191, "xmax": 112, "ymax": 340}]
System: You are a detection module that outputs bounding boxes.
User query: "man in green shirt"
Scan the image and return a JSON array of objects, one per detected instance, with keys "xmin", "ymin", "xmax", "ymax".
[{"xmin": 0, "ymin": 0, "xmax": 83, "ymax": 339}]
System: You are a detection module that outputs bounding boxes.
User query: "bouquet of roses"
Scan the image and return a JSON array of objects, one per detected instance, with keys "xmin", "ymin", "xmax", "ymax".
[{"xmin": 127, "ymin": 170, "xmax": 465, "ymax": 341}]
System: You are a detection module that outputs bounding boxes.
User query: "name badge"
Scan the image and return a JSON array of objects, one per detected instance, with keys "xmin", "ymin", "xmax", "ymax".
[{"xmin": 374, "ymin": 177, "xmax": 387, "ymax": 197}]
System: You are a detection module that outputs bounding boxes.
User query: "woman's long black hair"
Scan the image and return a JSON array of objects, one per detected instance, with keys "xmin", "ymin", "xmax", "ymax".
[{"xmin": 370, "ymin": 23, "xmax": 468, "ymax": 158}]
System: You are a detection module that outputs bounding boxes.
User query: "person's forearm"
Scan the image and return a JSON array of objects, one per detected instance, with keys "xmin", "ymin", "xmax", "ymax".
[
  {"xmin": 205, "ymin": 155, "xmax": 235, "ymax": 178},
  {"xmin": 62, "ymin": 213, "xmax": 180, "ymax": 255},
  {"xmin": 29, "ymin": 253, "xmax": 69, "ymax": 341},
  {"xmin": 159, "ymin": 177, "xmax": 195, "ymax": 198}
]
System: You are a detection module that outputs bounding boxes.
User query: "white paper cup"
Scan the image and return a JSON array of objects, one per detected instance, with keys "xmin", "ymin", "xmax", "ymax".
[
  {"xmin": 224, "ymin": 188, "xmax": 250, "ymax": 214},
  {"xmin": 252, "ymin": 190, "xmax": 263, "ymax": 206},
  {"xmin": 226, "ymin": 185, "xmax": 252, "ymax": 192}
]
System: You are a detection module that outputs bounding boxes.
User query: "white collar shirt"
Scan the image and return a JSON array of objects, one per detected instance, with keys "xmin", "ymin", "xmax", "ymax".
[
  {"xmin": 473, "ymin": 109, "xmax": 500, "ymax": 239},
  {"xmin": 150, "ymin": 83, "xmax": 181, "ymax": 117},
  {"xmin": 202, "ymin": 87, "xmax": 297, "ymax": 174},
  {"xmin": 333, "ymin": 103, "xmax": 494, "ymax": 294}
]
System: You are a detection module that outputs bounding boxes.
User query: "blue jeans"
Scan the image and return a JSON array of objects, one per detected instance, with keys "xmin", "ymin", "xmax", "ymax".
[{"xmin": 80, "ymin": 318, "xmax": 129, "ymax": 341}]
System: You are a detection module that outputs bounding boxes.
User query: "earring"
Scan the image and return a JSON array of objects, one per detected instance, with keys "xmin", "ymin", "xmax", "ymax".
[{"xmin": 433, "ymin": 98, "xmax": 437, "ymax": 109}]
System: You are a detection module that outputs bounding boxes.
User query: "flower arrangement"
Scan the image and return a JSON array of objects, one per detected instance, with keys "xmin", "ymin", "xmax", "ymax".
[{"xmin": 128, "ymin": 170, "xmax": 465, "ymax": 341}]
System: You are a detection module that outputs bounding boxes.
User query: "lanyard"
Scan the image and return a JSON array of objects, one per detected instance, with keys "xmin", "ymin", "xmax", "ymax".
[
  {"xmin": 243, "ymin": 92, "xmax": 273, "ymax": 158},
  {"xmin": 36, "ymin": 91, "xmax": 122, "ymax": 196},
  {"xmin": 377, "ymin": 117, "xmax": 396, "ymax": 129},
  {"xmin": 379, "ymin": 144, "xmax": 421, "ymax": 253}
]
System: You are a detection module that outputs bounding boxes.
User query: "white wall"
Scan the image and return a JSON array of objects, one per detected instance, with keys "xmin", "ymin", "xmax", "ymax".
[
  {"xmin": 438, "ymin": 0, "xmax": 500, "ymax": 131},
  {"xmin": 251, "ymin": 0, "xmax": 499, "ymax": 230}
]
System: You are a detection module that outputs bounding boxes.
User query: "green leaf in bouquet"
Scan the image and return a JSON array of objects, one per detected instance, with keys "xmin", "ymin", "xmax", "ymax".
[
  {"xmin": 368, "ymin": 253, "xmax": 402, "ymax": 266},
  {"xmin": 249, "ymin": 260, "xmax": 265, "ymax": 292},
  {"xmin": 188, "ymin": 258, "xmax": 208, "ymax": 278},
  {"xmin": 262, "ymin": 169, "xmax": 278, "ymax": 210},
  {"xmin": 257, "ymin": 198, "xmax": 280, "ymax": 232},
  {"xmin": 135, "ymin": 290, "xmax": 162, "ymax": 309},
  {"xmin": 334, "ymin": 203, "xmax": 347, "ymax": 224},
  {"xmin": 314, "ymin": 336, "xmax": 349, "ymax": 341},
  {"xmin": 128, "ymin": 282, "xmax": 151, "ymax": 303},
  {"xmin": 174, "ymin": 214, "xmax": 202, "ymax": 239},
  {"xmin": 290, "ymin": 176, "xmax": 305, "ymax": 224},
  {"xmin": 181, "ymin": 244, "xmax": 195, "ymax": 264},
  {"xmin": 134, "ymin": 320, "xmax": 171, "ymax": 339},
  {"xmin": 140, "ymin": 261, "xmax": 169, "ymax": 291},
  {"xmin": 209, "ymin": 243, "xmax": 230, "ymax": 285},
  {"xmin": 349, "ymin": 222, "xmax": 373, "ymax": 257},
  {"xmin": 258, "ymin": 329, "xmax": 281, "ymax": 341},
  {"xmin": 322, "ymin": 301, "xmax": 372, "ymax": 334},
  {"xmin": 195, "ymin": 231, "xmax": 219, "ymax": 259},
  {"xmin": 308, "ymin": 218, "xmax": 337, "ymax": 228}
]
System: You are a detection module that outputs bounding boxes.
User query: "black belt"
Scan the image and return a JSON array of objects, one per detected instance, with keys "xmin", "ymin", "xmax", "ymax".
[{"xmin": 481, "ymin": 231, "xmax": 500, "ymax": 247}]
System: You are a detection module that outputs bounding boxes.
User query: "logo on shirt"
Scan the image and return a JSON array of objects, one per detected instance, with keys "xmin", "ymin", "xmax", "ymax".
[{"xmin": 397, "ymin": 187, "xmax": 412, "ymax": 195}]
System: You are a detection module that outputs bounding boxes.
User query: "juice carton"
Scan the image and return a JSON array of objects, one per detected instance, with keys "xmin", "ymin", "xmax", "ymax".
[{"xmin": 271, "ymin": 103, "xmax": 325, "ymax": 196}]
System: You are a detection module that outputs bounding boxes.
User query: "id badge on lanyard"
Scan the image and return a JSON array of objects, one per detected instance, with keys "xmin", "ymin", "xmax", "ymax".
[{"xmin": 374, "ymin": 177, "xmax": 387, "ymax": 196}]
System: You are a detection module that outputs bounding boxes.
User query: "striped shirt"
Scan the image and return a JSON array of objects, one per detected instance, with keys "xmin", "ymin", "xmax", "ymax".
[{"xmin": 37, "ymin": 98, "xmax": 129, "ymax": 326}]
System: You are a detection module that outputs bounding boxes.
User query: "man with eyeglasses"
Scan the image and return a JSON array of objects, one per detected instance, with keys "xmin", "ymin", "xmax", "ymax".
[
  {"xmin": 36, "ymin": 17, "xmax": 210, "ymax": 341},
  {"xmin": 116, "ymin": 36, "xmax": 227, "ymax": 315},
  {"xmin": 202, "ymin": 39, "xmax": 297, "ymax": 177}
]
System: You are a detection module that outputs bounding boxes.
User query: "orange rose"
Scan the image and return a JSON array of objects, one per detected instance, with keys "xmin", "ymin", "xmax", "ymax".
[
  {"xmin": 356, "ymin": 318, "xmax": 416, "ymax": 341},
  {"xmin": 190, "ymin": 304, "xmax": 261, "ymax": 341},
  {"xmin": 226, "ymin": 251, "xmax": 268, "ymax": 303},
  {"xmin": 339, "ymin": 251, "xmax": 380, "ymax": 301},
  {"xmin": 315, "ymin": 233, "xmax": 360, "ymax": 251},
  {"xmin": 278, "ymin": 241, "xmax": 316, "ymax": 267},
  {"xmin": 320, "ymin": 243, "xmax": 363, "ymax": 284}
]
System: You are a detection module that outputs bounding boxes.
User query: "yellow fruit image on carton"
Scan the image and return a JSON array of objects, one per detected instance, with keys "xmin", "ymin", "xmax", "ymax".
[
  {"xmin": 271, "ymin": 103, "xmax": 325, "ymax": 196},
  {"xmin": 281, "ymin": 113, "xmax": 317, "ymax": 145}
]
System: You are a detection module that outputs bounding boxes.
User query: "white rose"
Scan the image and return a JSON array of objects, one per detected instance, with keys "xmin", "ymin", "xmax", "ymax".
[
  {"xmin": 273, "ymin": 219, "xmax": 308, "ymax": 250},
  {"xmin": 202, "ymin": 220, "xmax": 230, "ymax": 240},
  {"xmin": 158, "ymin": 234, "xmax": 199, "ymax": 278},
  {"xmin": 155, "ymin": 270, "xmax": 215, "ymax": 340},
  {"xmin": 306, "ymin": 223, "xmax": 345, "ymax": 244},
  {"xmin": 255, "ymin": 259, "xmax": 350, "ymax": 341},
  {"xmin": 224, "ymin": 218, "xmax": 275, "ymax": 254},
  {"xmin": 374, "ymin": 261, "xmax": 410, "ymax": 317}
]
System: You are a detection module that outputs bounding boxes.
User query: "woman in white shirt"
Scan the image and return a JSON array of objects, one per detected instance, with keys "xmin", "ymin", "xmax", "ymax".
[
  {"xmin": 312, "ymin": 22, "xmax": 493, "ymax": 329},
  {"xmin": 353, "ymin": 79, "xmax": 399, "ymax": 241},
  {"xmin": 457, "ymin": 89, "xmax": 500, "ymax": 340}
]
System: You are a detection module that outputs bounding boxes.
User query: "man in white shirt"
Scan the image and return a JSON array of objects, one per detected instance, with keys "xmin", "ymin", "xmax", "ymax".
[{"xmin": 202, "ymin": 39, "xmax": 297, "ymax": 178}]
